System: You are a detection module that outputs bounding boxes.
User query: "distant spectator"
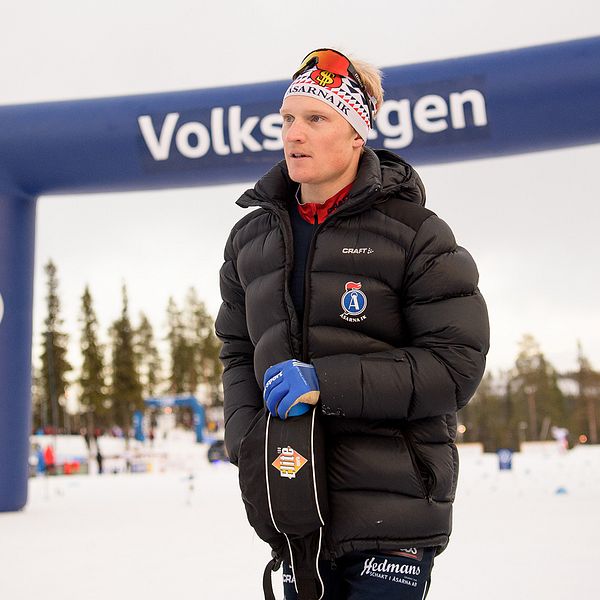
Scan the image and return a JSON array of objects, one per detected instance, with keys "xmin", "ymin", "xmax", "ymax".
[
  {"xmin": 35, "ymin": 443, "xmax": 45, "ymax": 475},
  {"xmin": 82, "ymin": 427, "xmax": 91, "ymax": 450},
  {"xmin": 551, "ymin": 426, "xmax": 570, "ymax": 453},
  {"xmin": 44, "ymin": 445, "xmax": 56, "ymax": 475},
  {"xmin": 94, "ymin": 435, "xmax": 104, "ymax": 475}
]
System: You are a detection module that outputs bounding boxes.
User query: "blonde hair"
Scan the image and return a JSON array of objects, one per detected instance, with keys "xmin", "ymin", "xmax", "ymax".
[{"xmin": 347, "ymin": 54, "xmax": 384, "ymax": 117}]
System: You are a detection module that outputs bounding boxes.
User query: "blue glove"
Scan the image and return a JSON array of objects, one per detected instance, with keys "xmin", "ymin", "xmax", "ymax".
[{"xmin": 263, "ymin": 359, "xmax": 320, "ymax": 419}]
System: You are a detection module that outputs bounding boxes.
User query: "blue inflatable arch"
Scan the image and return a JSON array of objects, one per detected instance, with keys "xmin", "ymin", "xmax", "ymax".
[
  {"xmin": 1, "ymin": 36, "xmax": 599, "ymax": 512},
  {"xmin": 143, "ymin": 396, "xmax": 206, "ymax": 443}
]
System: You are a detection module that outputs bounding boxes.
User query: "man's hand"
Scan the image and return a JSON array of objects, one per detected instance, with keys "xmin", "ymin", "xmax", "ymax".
[{"xmin": 263, "ymin": 359, "xmax": 320, "ymax": 419}]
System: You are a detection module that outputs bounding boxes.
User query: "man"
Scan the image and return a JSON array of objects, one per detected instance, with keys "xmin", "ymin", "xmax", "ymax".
[{"xmin": 215, "ymin": 48, "xmax": 490, "ymax": 599}]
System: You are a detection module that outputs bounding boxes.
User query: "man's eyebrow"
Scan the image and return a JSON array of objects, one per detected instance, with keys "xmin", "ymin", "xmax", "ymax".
[{"xmin": 279, "ymin": 108, "xmax": 328, "ymax": 116}]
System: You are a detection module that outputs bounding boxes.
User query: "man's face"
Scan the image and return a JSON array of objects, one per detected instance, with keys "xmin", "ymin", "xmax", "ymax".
[{"xmin": 279, "ymin": 95, "xmax": 364, "ymax": 188}]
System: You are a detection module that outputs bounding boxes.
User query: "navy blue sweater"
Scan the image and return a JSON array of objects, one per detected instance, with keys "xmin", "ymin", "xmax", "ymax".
[{"xmin": 287, "ymin": 196, "xmax": 316, "ymax": 324}]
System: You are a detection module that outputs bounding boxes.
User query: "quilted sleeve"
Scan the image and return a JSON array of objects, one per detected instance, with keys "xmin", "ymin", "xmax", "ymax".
[{"xmin": 214, "ymin": 225, "xmax": 263, "ymax": 465}]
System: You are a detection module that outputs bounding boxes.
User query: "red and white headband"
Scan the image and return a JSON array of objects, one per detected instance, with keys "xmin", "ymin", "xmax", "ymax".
[{"xmin": 283, "ymin": 64, "xmax": 376, "ymax": 142}]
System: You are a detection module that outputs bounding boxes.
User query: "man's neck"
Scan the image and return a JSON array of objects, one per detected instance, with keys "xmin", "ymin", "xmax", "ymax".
[
  {"xmin": 299, "ymin": 172, "xmax": 358, "ymax": 204},
  {"xmin": 298, "ymin": 165, "xmax": 358, "ymax": 204}
]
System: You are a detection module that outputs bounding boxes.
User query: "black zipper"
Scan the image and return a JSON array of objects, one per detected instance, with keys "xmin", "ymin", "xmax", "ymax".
[{"xmin": 403, "ymin": 429, "xmax": 434, "ymax": 504}]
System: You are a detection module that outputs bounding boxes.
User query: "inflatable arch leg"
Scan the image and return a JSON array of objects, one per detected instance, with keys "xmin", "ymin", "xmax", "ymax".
[{"xmin": 0, "ymin": 192, "xmax": 36, "ymax": 511}]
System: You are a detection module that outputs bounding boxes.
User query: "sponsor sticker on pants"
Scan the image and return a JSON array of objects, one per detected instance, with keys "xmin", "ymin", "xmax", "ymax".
[{"xmin": 360, "ymin": 554, "xmax": 422, "ymax": 588}]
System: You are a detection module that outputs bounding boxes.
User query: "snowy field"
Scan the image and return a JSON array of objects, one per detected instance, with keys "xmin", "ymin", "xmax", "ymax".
[{"xmin": 1, "ymin": 439, "xmax": 599, "ymax": 600}]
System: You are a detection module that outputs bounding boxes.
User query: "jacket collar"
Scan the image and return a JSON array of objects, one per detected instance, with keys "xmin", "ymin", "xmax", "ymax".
[
  {"xmin": 236, "ymin": 147, "xmax": 426, "ymax": 214},
  {"xmin": 295, "ymin": 181, "xmax": 354, "ymax": 225}
]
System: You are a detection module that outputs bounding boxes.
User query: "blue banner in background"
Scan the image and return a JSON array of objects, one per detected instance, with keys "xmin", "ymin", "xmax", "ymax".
[{"xmin": 0, "ymin": 36, "xmax": 598, "ymax": 197}]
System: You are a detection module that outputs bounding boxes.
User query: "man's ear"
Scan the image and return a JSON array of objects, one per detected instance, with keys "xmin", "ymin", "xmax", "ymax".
[{"xmin": 352, "ymin": 133, "xmax": 365, "ymax": 149}]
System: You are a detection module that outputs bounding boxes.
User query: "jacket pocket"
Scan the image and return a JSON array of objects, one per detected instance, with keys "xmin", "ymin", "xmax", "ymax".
[
  {"xmin": 238, "ymin": 408, "xmax": 264, "ymax": 452},
  {"xmin": 403, "ymin": 429, "xmax": 436, "ymax": 502},
  {"xmin": 449, "ymin": 441, "xmax": 459, "ymax": 501}
]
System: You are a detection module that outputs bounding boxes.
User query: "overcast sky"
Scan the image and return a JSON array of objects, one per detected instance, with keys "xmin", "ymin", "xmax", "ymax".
[{"xmin": 2, "ymin": 0, "xmax": 599, "ymax": 380}]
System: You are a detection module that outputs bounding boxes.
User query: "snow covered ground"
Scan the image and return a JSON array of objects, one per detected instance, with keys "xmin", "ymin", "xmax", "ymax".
[{"xmin": 1, "ymin": 438, "xmax": 599, "ymax": 599}]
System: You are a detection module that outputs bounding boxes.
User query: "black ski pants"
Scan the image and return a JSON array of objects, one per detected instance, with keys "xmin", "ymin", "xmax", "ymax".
[{"xmin": 283, "ymin": 547, "xmax": 436, "ymax": 600}]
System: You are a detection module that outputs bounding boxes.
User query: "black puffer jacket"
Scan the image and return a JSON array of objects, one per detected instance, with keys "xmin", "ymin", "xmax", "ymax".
[{"xmin": 215, "ymin": 147, "xmax": 490, "ymax": 559}]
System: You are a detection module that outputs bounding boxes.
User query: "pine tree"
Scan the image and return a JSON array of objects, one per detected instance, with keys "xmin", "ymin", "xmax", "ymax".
[
  {"xmin": 166, "ymin": 296, "xmax": 189, "ymax": 394},
  {"xmin": 565, "ymin": 341, "xmax": 600, "ymax": 444},
  {"xmin": 185, "ymin": 287, "xmax": 223, "ymax": 406},
  {"xmin": 509, "ymin": 334, "xmax": 566, "ymax": 441},
  {"xmin": 36, "ymin": 260, "xmax": 72, "ymax": 432},
  {"xmin": 31, "ymin": 367, "xmax": 45, "ymax": 433},
  {"xmin": 459, "ymin": 371, "xmax": 516, "ymax": 451},
  {"xmin": 165, "ymin": 290, "xmax": 223, "ymax": 427},
  {"xmin": 79, "ymin": 285, "xmax": 109, "ymax": 430},
  {"xmin": 110, "ymin": 284, "xmax": 143, "ymax": 437},
  {"xmin": 134, "ymin": 312, "xmax": 163, "ymax": 398}
]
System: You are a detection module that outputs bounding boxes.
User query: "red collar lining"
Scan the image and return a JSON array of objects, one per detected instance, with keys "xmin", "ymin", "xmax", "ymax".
[{"xmin": 295, "ymin": 182, "xmax": 354, "ymax": 224}]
